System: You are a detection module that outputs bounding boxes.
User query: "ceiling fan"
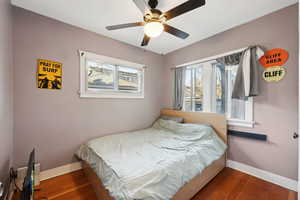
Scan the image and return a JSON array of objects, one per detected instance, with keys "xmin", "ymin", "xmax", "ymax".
[{"xmin": 106, "ymin": 0, "xmax": 206, "ymax": 46}]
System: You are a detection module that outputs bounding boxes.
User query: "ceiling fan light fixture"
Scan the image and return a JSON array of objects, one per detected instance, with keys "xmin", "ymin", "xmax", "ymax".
[
  {"xmin": 106, "ymin": 0, "xmax": 206, "ymax": 46},
  {"xmin": 144, "ymin": 21, "xmax": 164, "ymax": 38}
]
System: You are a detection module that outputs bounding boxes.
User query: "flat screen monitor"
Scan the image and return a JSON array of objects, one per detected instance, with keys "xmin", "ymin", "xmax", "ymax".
[{"xmin": 20, "ymin": 149, "xmax": 35, "ymax": 200}]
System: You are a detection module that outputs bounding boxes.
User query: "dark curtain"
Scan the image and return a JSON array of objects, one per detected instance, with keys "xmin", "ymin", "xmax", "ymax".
[
  {"xmin": 232, "ymin": 46, "xmax": 262, "ymax": 99},
  {"xmin": 216, "ymin": 52, "xmax": 242, "ymax": 66},
  {"xmin": 173, "ymin": 67, "xmax": 185, "ymax": 110}
]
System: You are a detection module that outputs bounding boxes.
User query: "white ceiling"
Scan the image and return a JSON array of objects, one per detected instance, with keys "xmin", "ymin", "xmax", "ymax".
[{"xmin": 11, "ymin": 0, "xmax": 298, "ymax": 54}]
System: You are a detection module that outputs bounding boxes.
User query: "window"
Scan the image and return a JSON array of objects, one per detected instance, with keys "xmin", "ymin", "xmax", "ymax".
[
  {"xmin": 183, "ymin": 59, "xmax": 254, "ymax": 128},
  {"xmin": 80, "ymin": 51, "xmax": 144, "ymax": 98}
]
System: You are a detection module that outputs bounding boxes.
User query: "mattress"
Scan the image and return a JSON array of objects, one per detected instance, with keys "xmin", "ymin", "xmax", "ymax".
[{"xmin": 76, "ymin": 119, "xmax": 227, "ymax": 200}]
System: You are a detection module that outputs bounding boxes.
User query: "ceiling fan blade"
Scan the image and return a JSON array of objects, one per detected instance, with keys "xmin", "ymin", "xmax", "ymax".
[
  {"xmin": 141, "ymin": 35, "xmax": 150, "ymax": 46},
  {"xmin": 133, "ymin": 0, "xmax": 151, "ymax": 15},
  {"xmin": 164, "ymin": 24, "xmax": 189, "ymax": 39},
  {"xmin": 164, "ymin": 0, "xmax": 206, "ymax": 21},
  {"xmin": 106, "ymin": 22, "xmax": 144, "ymax": 30}
]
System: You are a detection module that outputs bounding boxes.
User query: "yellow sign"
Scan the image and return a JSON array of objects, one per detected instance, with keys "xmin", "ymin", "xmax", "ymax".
[
  {"xmin": 262, "ymin": 66, "xmax": 286, "ymax": 82},
  {"xmin": 37, "ymin": 59, "xmax": 62, "ymax": 89}
]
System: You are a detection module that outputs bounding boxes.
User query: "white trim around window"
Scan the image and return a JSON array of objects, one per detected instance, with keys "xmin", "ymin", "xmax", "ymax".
[
  {"xmin": 79, "ymin": 50, "xmax": 145, "ymax": 99},
  {"xmin": 179, "ymin": 47, "xmax": 255, "ymax": 128}
]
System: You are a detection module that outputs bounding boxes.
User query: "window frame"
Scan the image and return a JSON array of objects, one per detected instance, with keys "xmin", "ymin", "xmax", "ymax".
[
  {"xmin": 79, "ymin": 50, "xmax": 145, "ymax": 99},
  {"xmin": 178, "ymin": 47, "xmax": 254, "ymax": 128}
]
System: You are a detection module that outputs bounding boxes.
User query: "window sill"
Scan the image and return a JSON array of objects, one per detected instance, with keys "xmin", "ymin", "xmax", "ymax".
[
  {"xmin": 79, "ymin": 92, "xmax": 144, "ymax": 99},
  {"xmin": 227, "ymin": 118, "xmax": 254, "ymax": 128}
]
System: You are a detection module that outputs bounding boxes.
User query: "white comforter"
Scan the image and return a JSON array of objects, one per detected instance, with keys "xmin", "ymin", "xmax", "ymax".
[{"xmin": 77, "ymin": 119, "xmax": 227, "ymax": 200}]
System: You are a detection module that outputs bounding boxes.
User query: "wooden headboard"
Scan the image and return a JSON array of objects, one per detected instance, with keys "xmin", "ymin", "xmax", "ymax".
[{"xmin": 161, "ymin": 109, "xmax": 227, "ymax": 143}]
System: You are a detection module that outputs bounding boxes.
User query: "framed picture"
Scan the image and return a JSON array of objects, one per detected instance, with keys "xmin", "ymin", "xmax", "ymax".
[{"xmin": 37, "ymin": 59, "xmax": 62, "ymax": 90}]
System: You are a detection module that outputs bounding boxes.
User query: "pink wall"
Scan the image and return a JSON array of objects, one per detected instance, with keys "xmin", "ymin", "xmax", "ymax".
[
  {"xmin": 163, "ymin": 4, "xmax": 299, "ymax": 180},
  {"xmin": 0, "ymin": 0, "xmax": 13, "ymax": 181},
  {"xmin": 13, "ymin": 7, "xmax": 164, "ymax": 171}
]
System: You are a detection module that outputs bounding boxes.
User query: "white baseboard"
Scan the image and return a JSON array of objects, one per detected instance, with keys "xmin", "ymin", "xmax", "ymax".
[
  {"xmin": 17, "ymin": 163, "xmax": 41, "ymax": 188},
  {"xmin": 40, "ymin": 162, "xmax": 82, "ymax": 181},
  {"xmin": 36, "ymin": 160, "xmax": 298, "ymax": 193},
  {"xmin": 227, "ymin": 160, "xmax": 298, "ymax": 192}
]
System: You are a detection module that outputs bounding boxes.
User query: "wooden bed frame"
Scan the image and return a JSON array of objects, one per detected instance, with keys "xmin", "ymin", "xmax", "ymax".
[{"xmin": 82, "ymin": 109, "xmax": 227, "ymax": 200}]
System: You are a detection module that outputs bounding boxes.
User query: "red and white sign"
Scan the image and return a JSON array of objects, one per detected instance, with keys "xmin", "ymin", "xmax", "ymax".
[{"xmin": 259, "ymin": 48, "xmax": 289, "ymax": 68}]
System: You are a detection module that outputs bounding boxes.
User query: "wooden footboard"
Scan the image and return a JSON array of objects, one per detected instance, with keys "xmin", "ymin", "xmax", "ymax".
[
  {"xmin": 172, "ymin": 154, "xmax": 226, "ymax": 200},
  {"xmin": 82, "ymin": 154, "xmax": 226, "ymax": 200}
]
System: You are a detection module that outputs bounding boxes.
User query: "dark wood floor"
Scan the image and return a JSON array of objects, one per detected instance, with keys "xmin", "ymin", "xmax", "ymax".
[{"xmin": 14, "ymin": 167, "xmax": 297, "ymax": 200}]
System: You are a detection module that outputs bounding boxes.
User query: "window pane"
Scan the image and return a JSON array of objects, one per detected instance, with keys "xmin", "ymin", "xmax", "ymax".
[
  {"xmin": 184, "ymin": 68, "xmax": 192, "ymax": 111},
  {"xmin": 87, "ymin": 61, "xmax": 114, "ymax": 90},
  {"xmin": 118, "ymin": 66, "xmax": 140, "ymax": 92},
  {"xmin": 215, "ymin": 65, "xmax": 225, "ymax": 114},
  {"xmin": 182, "ymin": 59, "xmax": 250, "ymax": 121},
  {"xmin": 194, "ymin": 67, "xmax": 203, "ymax": 111},
  {"xmin": 231, "ymin": 99, "xmax": 246, "ymax": 120}
]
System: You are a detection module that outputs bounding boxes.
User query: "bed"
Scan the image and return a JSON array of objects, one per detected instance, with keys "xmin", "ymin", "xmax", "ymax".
[{"xmin": 77, "ymin": 109, "xmax": 227, "ymax": 200}]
